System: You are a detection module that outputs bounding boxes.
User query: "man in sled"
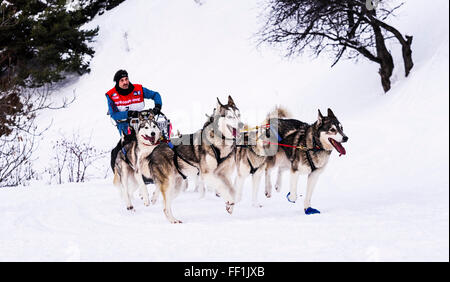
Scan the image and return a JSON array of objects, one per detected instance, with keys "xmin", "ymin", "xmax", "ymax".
[{"xmin": 106, "ymin": 69, "xmax": 163, "ymax": 182}]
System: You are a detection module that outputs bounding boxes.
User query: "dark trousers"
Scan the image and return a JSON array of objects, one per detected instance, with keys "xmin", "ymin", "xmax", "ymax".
[{"xmin": 110, "ymin": 133, "xmax": 136, "ymax": 171}]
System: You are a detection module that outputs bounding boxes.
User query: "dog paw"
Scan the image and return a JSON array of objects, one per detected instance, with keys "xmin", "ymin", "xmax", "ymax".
[
  {"xmin": 275, "ymin": 185, "xmax": 281, "ymax": 192},
  {"xmin": 286, "ymin": 192, "xmax": 296, "ymax": 203},
  {"xmin": 265, "ymin": 191, "xmax": 271, "ymax": 198},
  {"xmin": 126, "ymin": 206, "xmax": 135, "ymax": 211},
  {"xmin": 226, "ymin": 202, "xmax": 235, "ymax": 214},
  {"xmin": 171, "ymin": 219, "xmax": 183, "ymax": 224},
  {"xmin": 304, "ymin": 207, "xmax": 320, "ymax": 215},
  {"xmin": 151, "ymin": 193, "xmax": 158, "ymax": 204}
]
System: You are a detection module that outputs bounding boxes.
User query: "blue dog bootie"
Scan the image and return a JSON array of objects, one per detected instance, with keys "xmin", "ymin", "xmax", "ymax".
[
  {"xmin": 286, "ymin": 192, "xmax": 296, "ymax": 203},
  {"xmin": 304, "ymin": 207, "xmax": 320, "ymax": 215}
]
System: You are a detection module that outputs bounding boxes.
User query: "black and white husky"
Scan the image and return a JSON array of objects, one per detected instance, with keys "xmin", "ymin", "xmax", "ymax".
[
  {"xmin": 265, "ymin": 108, "xmax": 348, "ymax": 214},
  {"xmin": 234, "ymin": 108, "xmax": 290, "ymax": 207},
  {"xmin": 112, "ymin": 112, "xmax": 162, "ymax": 211},
  {"xmin": 142, "ymin": 96, "xmax": 243, "ymax": 223}
]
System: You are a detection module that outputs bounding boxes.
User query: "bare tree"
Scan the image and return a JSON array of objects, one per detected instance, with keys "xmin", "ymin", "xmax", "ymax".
[
  {"xmin": 258, "ymin": 0, "xmax": 413, "ymax": 92},
  {"xmin": 0, "ymin": 130, "xmax": 38, "ymax": 187},
  {"xmin": 52, "ymin": 139, "xmax": 70, "ymax": 185},
  {"xmin": 0, "ymin": 85, "xmax": 75, "ymax": 187},
  {"xmin": 50, "ymin": 132, "xmax": 108, "ymax": 184}
]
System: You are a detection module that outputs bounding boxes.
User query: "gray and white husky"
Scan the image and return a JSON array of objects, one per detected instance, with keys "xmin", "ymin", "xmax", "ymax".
[
  {"xmin": 234, "ymin": 108, "xmax": 290, "ymax": 207},
  {"xmin": 265, "ymin": 108, "xmax": 348, "ymax": 214},
  {"xmin": 142, "ymin": 96, "xmax": 243, "ymax": 223},
  {"xmin": 112, "ymin": 112, "xmax": 162, "ymax": 211}
]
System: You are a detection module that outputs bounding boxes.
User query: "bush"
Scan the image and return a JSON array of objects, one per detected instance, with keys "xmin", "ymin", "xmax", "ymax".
[{"xmin": 48, "ymin": 133, "xmax": 108, "ymax": 184}]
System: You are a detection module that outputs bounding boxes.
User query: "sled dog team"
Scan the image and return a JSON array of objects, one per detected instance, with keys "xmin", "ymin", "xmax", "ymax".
[{"xmin": 112, "ymin": 96, "xmax": 348, "ymax": 223}]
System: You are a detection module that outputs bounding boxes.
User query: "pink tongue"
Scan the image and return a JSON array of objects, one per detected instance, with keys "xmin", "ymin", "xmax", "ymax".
[
  {"xmin": 330, "ymin": 138, "xmax": 346, "ymax": 156},
  {"xmin": 232, "ymin": 128, "xmax": 237, "ymax": 137},
  {"xmin": 143, "ymin": 135, "xmax": 155, "ymax": 143}
]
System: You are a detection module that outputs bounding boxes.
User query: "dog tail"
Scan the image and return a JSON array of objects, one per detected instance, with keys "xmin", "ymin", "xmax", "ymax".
[{"xmin": 266, "ymin": 106, "xmax": 291, "ymax": 122}]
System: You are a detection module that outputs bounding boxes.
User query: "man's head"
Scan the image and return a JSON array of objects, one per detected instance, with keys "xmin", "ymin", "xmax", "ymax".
[{"xmin": 113, "ymin": 69, "xmax": 130, "ymax": 89}]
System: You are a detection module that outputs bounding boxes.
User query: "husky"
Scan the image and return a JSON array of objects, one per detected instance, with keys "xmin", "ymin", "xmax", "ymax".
[
  {"xmin": 142, "ymin": 96, "xmax": 243, "ymax": 223},
  {"xmin": 234, "ymin": 107, "xmax": 290, "ymax": 207},
  {"xmin": 234, "ymin": 130, "xmax": 267, "ymax": 208},
  {"xmin": 264, "ymin": 108, "xmax": 348, "ymax": 214},
  {"xmin": 112, "ymin": 111, "xmax": 162, "ymax": 211}
]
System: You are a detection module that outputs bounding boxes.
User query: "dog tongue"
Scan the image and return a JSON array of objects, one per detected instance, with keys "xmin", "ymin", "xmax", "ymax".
[
  {"xmin": 143, "ymin": 135, "xmax": 155, "ymax": 143},
  {"xmin": 329, "ymin": 138, "xmax": 346, "ymax": 156},
  {"xmin": 232, "ymin": 128, "xmax": 237, "ymax": 137}
]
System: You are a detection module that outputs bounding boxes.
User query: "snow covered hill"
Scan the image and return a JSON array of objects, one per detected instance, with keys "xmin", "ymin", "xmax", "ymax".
[{"xmin": 0, "ymin": 0, "xmax": 448, "ymax": 261}]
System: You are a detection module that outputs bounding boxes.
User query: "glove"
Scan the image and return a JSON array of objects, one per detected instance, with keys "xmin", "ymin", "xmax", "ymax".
[
  {"xmin": 127, "ymin": 110, "xmax": 139, "ymax": 118},
  {"xmin": 153, "ymin": 104, "xmax": 162, "ymax": 115}
]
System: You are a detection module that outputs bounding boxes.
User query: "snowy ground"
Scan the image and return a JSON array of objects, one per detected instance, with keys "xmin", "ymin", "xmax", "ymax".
[
  {"xmin": 0, "ymin": 178, "xmax": 447, "ymax": 262},
  {"xmin": 0, "ymin": 0, "xmax": 448, "ymax": 261}
]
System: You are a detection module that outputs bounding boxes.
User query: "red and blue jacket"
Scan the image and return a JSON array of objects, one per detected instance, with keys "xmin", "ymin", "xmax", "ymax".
[{"xmin": 106, "ymin": 84, "xmax": 162, "ymax": 135}]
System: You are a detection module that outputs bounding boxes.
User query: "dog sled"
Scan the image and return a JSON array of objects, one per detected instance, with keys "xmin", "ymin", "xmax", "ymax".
[{"xmin": 128, "ymin": 109, "xmax": 173, "ymax": 142}]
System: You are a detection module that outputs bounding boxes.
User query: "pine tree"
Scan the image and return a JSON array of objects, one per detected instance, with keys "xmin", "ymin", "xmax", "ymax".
[
  {"xmin": 0, "ymin": 0, "xmax": 101, "ymax": 89},
  {"xmin": 77, "ymin": 0, "xmax": 127, "ymax": 19}
]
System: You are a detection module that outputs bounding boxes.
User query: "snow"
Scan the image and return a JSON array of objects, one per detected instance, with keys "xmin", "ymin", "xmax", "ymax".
[
  {"xmin": 1, "ymin": 178, "xmax": 447, "ymax": 262},
  {"xmin": 0, "ymin": 0, "xmax": 448, "ymax": 261}
]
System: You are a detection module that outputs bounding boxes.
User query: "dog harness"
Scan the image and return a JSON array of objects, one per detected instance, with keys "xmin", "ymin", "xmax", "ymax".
[
  {"xmin": 265, "ymin": 126, "xmax": 324, "ymax": 172},
  {"xmin": 172, "ymin": 144, "xmax": 233, "ymax": 179},
  {"xmin": 299, "ymin": 136, "xmax": 323, "ymax": 172},
  {"xmin": 210, "ymin": 144, "xmax": 234, "ymax": 166},
  {"xmin": 172, "ymin": 147, "xmax": 188, "ymax": 179},
  {"xmin": 234, "ymin": 143, "xmax": 260, "ymax": 175},
  {"xmin": 247, "ymin": 158, "xmax": 258, "ymax": 174},
  {"xmin": 172, "ymin": 145, "xmax": 200, "ymax": 180}
]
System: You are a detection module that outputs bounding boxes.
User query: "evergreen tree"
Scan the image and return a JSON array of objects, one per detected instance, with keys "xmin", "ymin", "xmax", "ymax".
[
  {"xmin": 77, "ymin": 0, "xmax": 127, "ymax": 19},
  {"xmin": 0, "ymin": 0, "xmax": 103, "ymax": 89}
]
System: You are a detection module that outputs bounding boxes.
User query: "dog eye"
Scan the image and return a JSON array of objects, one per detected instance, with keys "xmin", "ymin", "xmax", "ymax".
[{"xmin": 330, "ymin": 128, "xmax": 336, "ymax": 132}]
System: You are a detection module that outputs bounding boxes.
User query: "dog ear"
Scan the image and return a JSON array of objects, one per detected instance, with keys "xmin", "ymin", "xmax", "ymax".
[
  {"xmin": 216, "ymin": 97, "xmax": 224, "ymax": 107},
  {"xmin": 205, "ymin": 113, "xmax": 214, "ymax": 123},
  {"xmin": 327, "ymin": 108, "xmax": 335, "ymax": 117},
  {"xmin": 317, "ymin": 109, "xmax": 323, "ymax": 127},
  {"xmin": 227, "ymin": 95, "xmax": 236, "ymax": 107}
]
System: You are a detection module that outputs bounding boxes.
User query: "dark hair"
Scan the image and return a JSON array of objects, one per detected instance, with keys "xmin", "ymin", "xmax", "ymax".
[{"xmin": 113, "ymin": 69, "xmax": 128, "ymax": 82}]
